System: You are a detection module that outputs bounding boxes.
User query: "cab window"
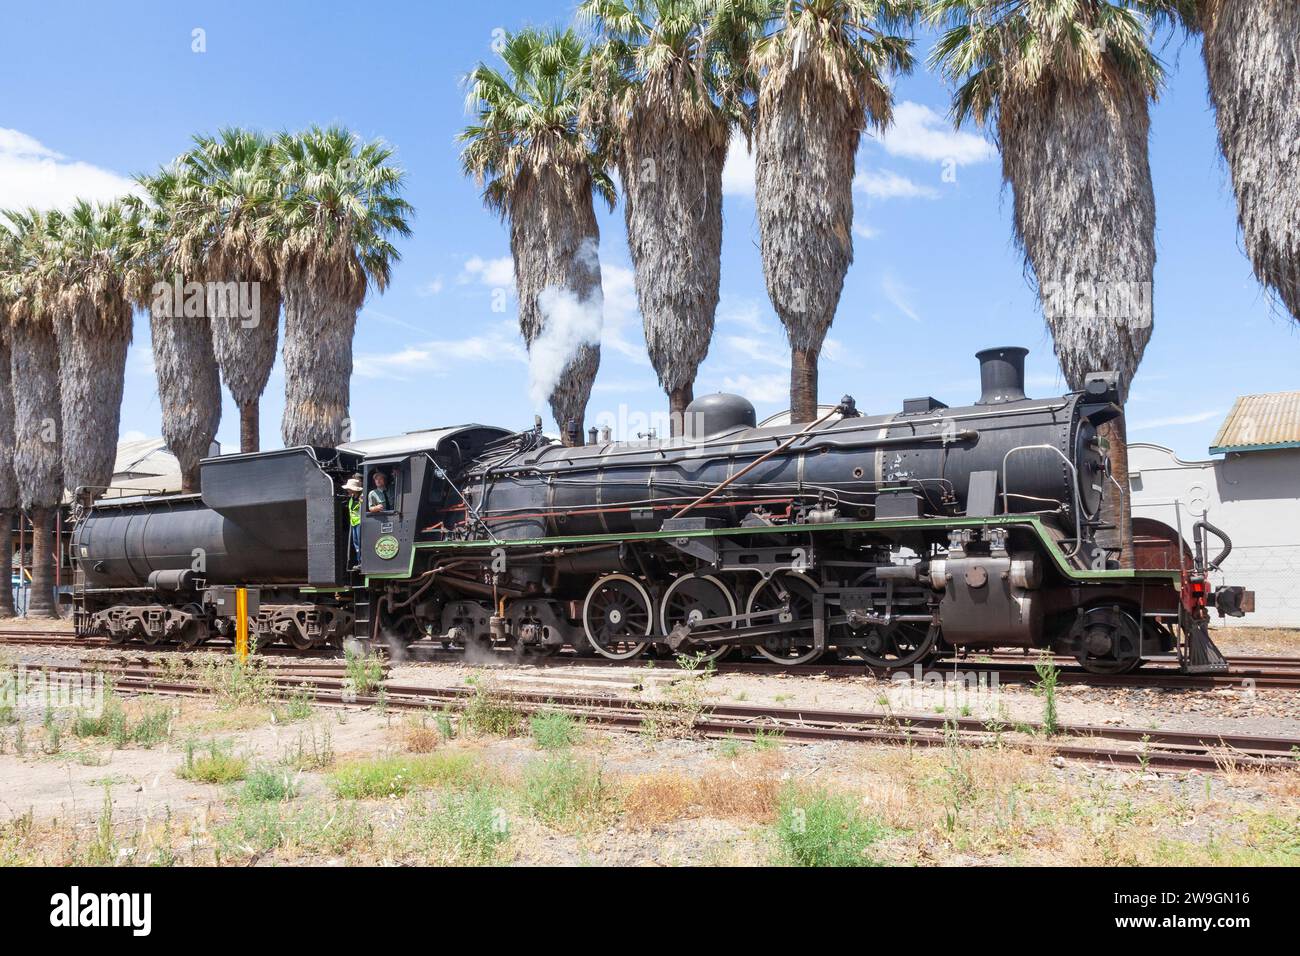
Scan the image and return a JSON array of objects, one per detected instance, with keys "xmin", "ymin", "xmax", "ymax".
[{"xmin": 365, "ymin": 467, "xmax": 397, "ymax": 515}]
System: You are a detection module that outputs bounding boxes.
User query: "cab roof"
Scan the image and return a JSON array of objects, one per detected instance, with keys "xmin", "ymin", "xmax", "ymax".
[{"xmin": 336, "ymin": 424, "xmax": 512, "ymax": 460}]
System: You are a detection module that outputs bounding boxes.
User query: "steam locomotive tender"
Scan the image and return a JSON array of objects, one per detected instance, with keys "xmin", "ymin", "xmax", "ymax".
[{"xmin": 72, "ymin": 347, "xmax": 1252, "ymax": 674}]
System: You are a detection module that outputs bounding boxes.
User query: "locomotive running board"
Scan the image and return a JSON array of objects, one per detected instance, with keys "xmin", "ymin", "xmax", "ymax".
[{"xmin": 388, "ymin": 515, "xmax": 1181, "ymax": 587}]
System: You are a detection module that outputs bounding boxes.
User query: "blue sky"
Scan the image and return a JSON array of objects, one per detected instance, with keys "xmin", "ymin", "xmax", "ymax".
[{"xmin": 2, "ymin": 0, "xmax": 1296, "ymax": 462}]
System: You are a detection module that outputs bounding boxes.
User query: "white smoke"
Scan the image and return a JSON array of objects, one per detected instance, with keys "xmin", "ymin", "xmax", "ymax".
[{"xmin": 528, "ymin": 238, "xmax": 604, "ymax": 409}]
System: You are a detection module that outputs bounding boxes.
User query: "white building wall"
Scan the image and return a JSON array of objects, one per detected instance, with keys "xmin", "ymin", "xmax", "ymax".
[{"xmin": 1128, "ymin": 443, "xmax": 1300, "ymax": 628}]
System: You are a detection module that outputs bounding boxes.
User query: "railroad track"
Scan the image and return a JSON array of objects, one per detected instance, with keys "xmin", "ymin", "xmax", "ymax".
[
  {"xmin": 5, "ymin": 628, "xmax": 1300, "ymax": 689},
  {"xmin": 20, "ymin": 658, "xmax": 1300, "ymax": 773},
  {"xmin": 0, "ymin": 629, "xmax": 343, "ymax": 659}
]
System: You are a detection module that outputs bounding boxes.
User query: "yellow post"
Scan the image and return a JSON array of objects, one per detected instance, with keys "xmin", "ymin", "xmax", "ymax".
[{"xmin": 235, "ymin": 586, "xmax": 249, "ymax": 663}]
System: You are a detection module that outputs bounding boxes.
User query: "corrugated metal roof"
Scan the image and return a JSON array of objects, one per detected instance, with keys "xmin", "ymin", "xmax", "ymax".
[{"xmin": 1210, "ymin": 391, "xmax": 1300, "ymax": 454}]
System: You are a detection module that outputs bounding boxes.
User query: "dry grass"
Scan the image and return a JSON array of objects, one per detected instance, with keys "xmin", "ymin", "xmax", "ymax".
[
  {"xmin": 401, "ymin": 721, "xmax": 442, "ymax": 754},
  {"xmin": 622, "ymin": 750, "xmax": 786, "ymax": 828},
  {"xmin": 1212, "ymin": 627, "xmax": 1300, "ymax": 657}
]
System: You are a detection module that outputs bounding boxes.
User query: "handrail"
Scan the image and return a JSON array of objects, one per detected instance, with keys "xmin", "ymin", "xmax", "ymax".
[
  {"xmin": 1107, "ymin": 471, "xmax": 1128, "ymax": 559},
  {"xmin": 1001, "ymin": 444, "xmax": 1084, "ymax": 559}
]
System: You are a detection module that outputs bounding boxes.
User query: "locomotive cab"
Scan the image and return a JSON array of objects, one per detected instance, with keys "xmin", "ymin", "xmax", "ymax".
[{"xmin": 338, "ymin": 424, "xmax": 514, "ymax": 577}]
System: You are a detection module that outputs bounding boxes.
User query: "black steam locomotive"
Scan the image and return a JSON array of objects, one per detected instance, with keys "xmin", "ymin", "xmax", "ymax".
[{"xmin": 71, "ymin": 347, "xmax": 1251, "ymax": 673}]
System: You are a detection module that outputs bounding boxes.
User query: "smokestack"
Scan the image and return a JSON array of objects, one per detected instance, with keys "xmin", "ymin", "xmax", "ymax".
[{"xmin": 975, "ymin": 347, "xmax": 1028, "ymax": 405}]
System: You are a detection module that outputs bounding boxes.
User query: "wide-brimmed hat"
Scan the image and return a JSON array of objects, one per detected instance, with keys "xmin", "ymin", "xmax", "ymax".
[{"xmin": 342, "ymin": 477, "xmax": 363, "ymax": 493}]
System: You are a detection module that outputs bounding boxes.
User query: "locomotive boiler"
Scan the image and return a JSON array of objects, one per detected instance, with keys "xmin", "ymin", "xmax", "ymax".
[
  {"xmin": 72, "ymin": 346, "xmax": 1251, "ymax": 673},
  {"xmin": 465, "ymin": 347, "xmax": 1115, "ymax": 545}
]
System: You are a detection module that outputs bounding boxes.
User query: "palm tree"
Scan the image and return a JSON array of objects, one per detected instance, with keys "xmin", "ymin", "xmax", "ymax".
[
  {"xmin": 175, "ymin": 129, "xmax": 283, "ymax": 453},
  {"xmin": 580, "ymin": 0, "xmax": 755, "ymax": 430},
  {"xmin": 1194, "ymin": 1, "xmax": 1300, "ymax": 323},
  {"xmin": 48, "ymin": 200, "xmax": 135, "ymax": 498},
  {"xmin": 125, "ymin": 170, "xmax": 222, "ymax": 493},
  {"xmin": 1, "ymin": 209, "xmax": 64, "ymax": 617},
  {"xmin": 273, "ymin": 126, "xmax": 413, "ymax": 448},
  {"xmin": 0, "ymin": 233, "xmax": 20, "ymax": 618},
  {"xmin": 460, "ymin": 27, "xmax": 615, "ymax": 443},
  {"xmin": 929, "ymin": 0, "xmax": 1193, "ymax": 568},
  {"xmin": 753, "ymin": 0, "xmax": 916, "ymax": 422}
]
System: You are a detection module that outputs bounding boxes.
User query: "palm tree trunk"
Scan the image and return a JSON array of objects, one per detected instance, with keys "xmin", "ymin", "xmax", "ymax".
[
  {"xmin": 999, "ymin": 76, "xmax": 1153, "ymax": 570},
  {"xmin": 9, "ymin": 316, "xmax": 64, "ymax": 615},
  {"xmin": 547, "ymin": 343, "xmax": 600, "ymax": 447},
  {"xmin": 1001, "ymin": 79, "xmax": 1155, "ymax": 396},
  {"xmin": 281, "ymin": 277, "xmax": 356, "ymax": 448},
  {"xmin": 1199, "ymin": 0, "xmax": 1300, "ymax": 322},
  {"xmin": 0, "ymin": 511, "xmax": 14, "ymax": 619},
  {"xmin": 0, "ymin": 326, "xmax": 19, "ymax": 614},
  {"xmin": 669, "ymin": 382, "xmax": 693, "ymax": 437},
  {"xmin": 1098, "ymin": 417, "xmax": 1134, "ymax": 569},
  {"xmin": 211, "ymin": 280, "xmax": 280, "ymax": 453},
  {"xmin": 55, "ymin": 300, "xmax": 131, "ymax": 496},
  {"xmin": 789, "ymin": 348, "xmax": 820, "ymax": 424},
  {"xmin": 620, "ymin": 91, "xmax": 727, "ymax": 426},
  {"xmin": 150, "ymin": 306, "xmax": 221, "ymax": 491},
  {"xmin": 756, "ymin": 43, "xmax": 857, "ymax": 432},
  {"xmin": 239, "ymin": 400, "xmax": 259, "ymax": 454},
  {"xmin": 26, "ymin": 506, "xmax": 56, "ymax": 618}
]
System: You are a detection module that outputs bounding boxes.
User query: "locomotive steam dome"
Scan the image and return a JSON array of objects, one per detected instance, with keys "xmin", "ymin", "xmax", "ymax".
[{"xmin": 683, "ymin": 392, "xmax": 757, "ymax": 439}]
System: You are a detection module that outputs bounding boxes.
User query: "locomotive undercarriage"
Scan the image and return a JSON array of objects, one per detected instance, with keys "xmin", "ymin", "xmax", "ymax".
[
  {"xmin": 371, "ymin": 523, "xmax": 1181, "ymax": 674},
  {"xmin": 80, "ymin": 589, "xmax": 354, "ymax": 651}
]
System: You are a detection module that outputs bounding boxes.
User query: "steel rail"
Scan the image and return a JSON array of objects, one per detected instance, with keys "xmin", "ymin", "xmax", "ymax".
[{"xmin": 41, "ymin": 661, "xmax": 1297, "ymax": 773}]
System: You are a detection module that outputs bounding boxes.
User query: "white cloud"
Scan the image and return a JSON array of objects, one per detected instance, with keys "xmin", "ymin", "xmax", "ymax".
[
  {"xmin": 592, "ymin": 379, "xmax": 656, "ymax": 394},
  {"xmin": 871, "ymin": 101, "xmax": 996, "ymax": 166},
  {"xmin": 721, "ymin": 131, "xmax": 756, "ymax": 198},
  {"xmin": 1130, "ymin": 409, "xmax": 1224, "ymax": 430},
  {"xmin": 597, "ymin": 261, "xmax": 649, "ymax": 364},
  {"xmin": 853, "ymin": 169, "xmax": 939, "ymax": 201},
  {"xmin": 363, "ymin": 307, "xmax": 427, "ymax": 335},
  {"xmin": 822, "ymin": 337, "xmax": 859, "ymax": 367},
  {"xmin": 459, "ymin": 255, "xmax": 515, "ymax": 289},
  {"xmin": 0, "ymin": 128, "xmax": 142, "ymax": 211},
  {"xmin": 419, "ymin": 276, "xmax": 445, "ymax": 297},
  {"xmin": 852, "ymin": 219, "xmax": 880, "ymax": 240},
  {"xmin": 354, "ymin": 320, "xmax": 526, "ymax": 379},
  {"xmin": 717, "ymin": 297, "xmax": 770, "ymax": 332},
  {"xmin": 718, "ymin": 371, "xmax": 789, "ymax": 404},
  {"xmin": 882, "ymin": 273, "xmax": 921, "ymax": 322},
  {"xmin": 723, "ymin": 334, "xmax": 785, "ymax": 367}
]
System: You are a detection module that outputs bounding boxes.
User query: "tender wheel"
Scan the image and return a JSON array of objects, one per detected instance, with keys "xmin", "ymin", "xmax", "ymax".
[
  {"xmin": 284, "ymin": 614, "xmax": 317, "ymax": 652},
  {"xmin": 582, "ymin": 574, "xmax": 653, "ymax": 661},
  {"xmin": 177, "ymin": 606, "xmax": 209, "ymax": 649},
  {"xmin": 745, "ymin": 571, "xmax": 824, "ymax": 666},
  {"xmin": 660, "ymin": 573, "xmax": 735, "ymax": 663}
]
